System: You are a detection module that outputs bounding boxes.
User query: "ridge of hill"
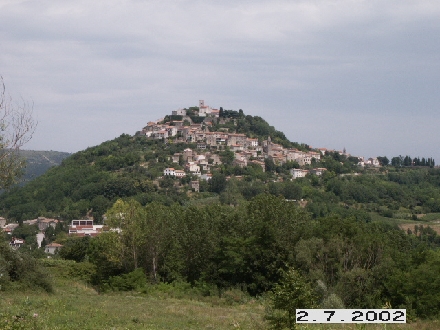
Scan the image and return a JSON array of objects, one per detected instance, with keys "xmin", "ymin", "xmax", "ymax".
[
  {"xmin": 19, "ymin": 150, "xmax": 71, "ymax": 183},
  {"xmin": 0, "ymin": 104, "xmax": 439, "ymax": 224}
]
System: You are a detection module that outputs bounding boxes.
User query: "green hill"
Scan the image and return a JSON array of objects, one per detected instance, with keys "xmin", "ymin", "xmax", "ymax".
[
  {"xmin": 19, "ymin": 150, "xmax": 71, "ymax": 183},
  {"xmin": 0, "ymin": 108, "xmax": 438, "ymax": 226}
]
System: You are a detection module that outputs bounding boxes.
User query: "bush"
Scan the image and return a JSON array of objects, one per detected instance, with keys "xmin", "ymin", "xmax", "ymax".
[
  {"xmin": 0, "ymin": 241, "xmax": 53, "ymax": 293},
  {"xmin": 108, "ymin": 268, "xmax": 147, "ymax": 292}
]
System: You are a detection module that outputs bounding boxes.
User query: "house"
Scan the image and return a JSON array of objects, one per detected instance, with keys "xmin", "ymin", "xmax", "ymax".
[
  {"xmin": 9, "ymin": 237, "xmax": 25, "ymax": 249},
  {"xmin": 191, "ymin": 181, "xmax": 200, "ymax": 192},
  {"xmin": 207, "ymin": 153, "xmax": 222, "ymax": 165},
  {"xmin": 210, "ymin": 109, "xmax": 220, "ymax": 117},
  {"xmin": 310, "ymin": 168, "xmax": 327, "ymax": 176},
  {"xmin": 246, "ymin": 138, "xmax": 259, "ymax": 148},
  {"xmin": 45, "ymin": 243, "xmax": 63, "ymax": 255},
  {"xmin": 172, "ymin": 108, "xmax": 186, "ymax": 116},
  {"xmin": 69, "ymin": 220, "xmax": 104, "ymax": 237},
  {"xmin": 200, "ymin": 173, "xmax": 212, "ymax": 181},
  {"xmin": 233, "ymin": 158, "xmax": 247, "ymax": 168},
  {"xmin": 153, "ymin": 130, "xmax": 168, "ymax": 140},
  {"xmin": 198, "ymin": 159, "xmax": 209, "ymax": 171},
  {"xmin": 309, "ymin": 151, "xmax": 321, "ymax": 161},
  {"xmin": 296, "ymin": 153, "xmax": 312, "ymax": 166},
  {"xmin": 164, "ymin": 168, "xmax": 176, "ymax": 176},
  {"xmin": 227, "ymin": 133, "xmax": 247, "ymax": 146},
  {"xmin": 230, "ymin": 144, "xmax": 244, "ymax": 152},
  {"xmin": 183, "ymin": 148, "xmax": 194, "ymax": 162},
  {"xmin": 249, "ymin": 160, "xmax": 266, "ymax": 172},
  {"xmin": 0, "ymin": 217, "xmax": 6, "ymax": 228},
  {"xmin": 290, "ymin": 168, "xmax": 309, "ymax": 179},
  {"xmin": 366, "ymin": 157, "xmax": 380, "ymax": 167},
  {"xmin": 3, "ymin": 223, "xmax": 19, "ymax": 234},
  {"xmin": 36, "ymin": 217, "xmax": 58, "ymax": 231},
  {"xmin": 172, "ymin": 153, "xmax": 181, "ymax": 163},
  {"xmin": 174, "ymin": 170, "xmax": 186, "ymax": 178},
  {"xmin": 185, "ymin": 162, "xmax": 200, "ymax": 174}
]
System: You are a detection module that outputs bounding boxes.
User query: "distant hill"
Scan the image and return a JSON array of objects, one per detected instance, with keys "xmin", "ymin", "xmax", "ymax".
[{"xmin": 19, "ymin": 150, "xmax": 71, "ymax": 183}]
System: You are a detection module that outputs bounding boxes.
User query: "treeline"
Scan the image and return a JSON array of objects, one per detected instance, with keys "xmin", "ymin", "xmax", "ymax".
[
  {"xmin": 58, "ymin": 194, "xmax": 440, "ymax": 319},
  {"xmin": 378, "ymin": 155, "xmax": 435, "ymax": 167}
]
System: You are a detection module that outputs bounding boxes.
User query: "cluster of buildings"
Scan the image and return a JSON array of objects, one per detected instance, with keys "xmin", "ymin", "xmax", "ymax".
[
  {"xmin": 137, "ymin": 100, "xmax": 346, "ymax": 181},
  {"xmin": 1, "ymin": 216, "xmax": 108, "ymax": 254}
]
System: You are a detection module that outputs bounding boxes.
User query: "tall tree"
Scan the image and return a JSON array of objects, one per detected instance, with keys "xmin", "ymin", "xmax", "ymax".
[{"xmin": 106, "ymin": 199, "xmax": 145, "ymax": 270}]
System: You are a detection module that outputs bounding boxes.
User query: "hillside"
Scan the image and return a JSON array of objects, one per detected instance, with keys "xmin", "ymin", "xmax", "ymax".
[
  {"xmin": 0, "ymin": 105, "xmax": 438, "ymax": 224},
  {"xmin": 19, "ymin": 150, "xmax": 71, "ymax": 183}
]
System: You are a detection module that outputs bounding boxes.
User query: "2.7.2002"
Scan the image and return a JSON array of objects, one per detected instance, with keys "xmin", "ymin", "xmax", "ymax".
[{"xmin": 296, "ymin": 309, "xmax": 406, "ymax": 323}]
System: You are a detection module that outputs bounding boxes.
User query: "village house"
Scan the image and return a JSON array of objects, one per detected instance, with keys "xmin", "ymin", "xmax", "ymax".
[
  {"xmin": 164, "ymin": 168, "xmax": 176, "ymax": 176},
  {"xmin": 366, "ymin": 157, "xmax": 380, "ymax": 167},
  {"xmin": 172, "ymin": 120, "xmax": 184, "ymax": 127},
  {"xmin": 172, "ymin": 108, "xmax": 186, "ymax": 116},
  {"xmin": 9, "ymin": 237, "xmax": 25, "ymax": 249},
  {"xmin": 249, "ymin": 160, "xmax": 266, "ymax": 172},
  {"xmin": 36, "ymin": 217, "xmax": 58, "ymax": 231},
  {"xmin": 172, "ymin": 153, "xmax": 181, "ymax": 163},
  {"xmin": 174, "ymin": 170, "xmax": 186, "ymax": 178},
  {"xmin": 227, "ymin": 133, "xmax": 247, "ymax": 146},
  {"xmin": 3, "ymin": 223, "xmax": 18, "ymax": 235},
  {"xmin": 207, "ymin": 153, "xmax": 222, "ymax": 165},
  {"xmin": 45, "ymin": 242, "xmax": 63, "ymax": 255},
  {"xmin": 182, "ymin": 148, "xmax": 193, "ymax": 162},
  {"xmin": 69, "ymin": 220, "xmax": 104, "ymax": 237},
  {"xmin": 290, "ymin": 168, "xmax": 309, "ymax": 179},
  {"xmin": 310, "ymin": 168, "xmax": 327, "ymax": 176},
  {"xmin": 185, "ymin": 162, "xmax": 200, "ymax": 174},
  {"xmin": 191, "ymin": 181, "xmax": 200, "ymax": 192},
  {"xmin": 246, "ymin": 138, "xmax": 259, "ymax": 148},
  {"xmin": 200, "ymin": 173, "xmax": 212, "ymax": 181},
  {"xmin": 230, "ymin": 144, "xmax": 244, "ymax": 152}
]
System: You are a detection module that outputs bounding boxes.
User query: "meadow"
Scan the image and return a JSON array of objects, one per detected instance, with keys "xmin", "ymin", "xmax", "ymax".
[{"xmin": 1, "ymin": 271, "xmax": 440, "ymax": 330}]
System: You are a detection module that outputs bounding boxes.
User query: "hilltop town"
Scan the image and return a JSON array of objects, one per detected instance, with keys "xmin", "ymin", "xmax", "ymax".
[
  {"xmin": 136, "ymin": 100, "xmax": 381, "ymax": 182},
  {"xmin": 0, "ymin": 100, "xmax": 386, "ymax": 251}
]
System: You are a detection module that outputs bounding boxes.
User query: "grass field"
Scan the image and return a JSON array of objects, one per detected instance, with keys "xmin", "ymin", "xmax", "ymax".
[
  {"xmin": 3, "ymin": 289, "xmax": 440, "ymax": 330},
  {"xmin": 1, "ymin": 261, "xmax": 440, "ymax": 329}
]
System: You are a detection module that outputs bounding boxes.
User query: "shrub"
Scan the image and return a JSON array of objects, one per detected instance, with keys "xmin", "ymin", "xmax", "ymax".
[
  {"xmin": 108, "ymin": 268, "xmax": 147, "ymax": 292},
  {"xmin": 0, "ymin": 241, "xmax": 53, "ymax": 293}
]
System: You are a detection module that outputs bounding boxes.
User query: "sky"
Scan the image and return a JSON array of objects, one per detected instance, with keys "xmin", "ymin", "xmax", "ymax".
[{"xmin": 1, "ymin": 0, "xmax": 440, "ymax": 161}]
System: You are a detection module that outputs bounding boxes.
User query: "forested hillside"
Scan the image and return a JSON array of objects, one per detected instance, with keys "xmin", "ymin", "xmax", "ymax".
[
  {"xmin": 19, "ymin": 150, "xmax": 71, "ymax": 183},
  {"xmin": 1, "ymin": 131, "xmax": 439, "ymax": 225}
]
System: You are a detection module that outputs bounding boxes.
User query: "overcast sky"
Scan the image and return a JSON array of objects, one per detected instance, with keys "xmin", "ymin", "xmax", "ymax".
[{"xmin": 1, "ymin": 0, "xmax": 439, "ymax": 161}]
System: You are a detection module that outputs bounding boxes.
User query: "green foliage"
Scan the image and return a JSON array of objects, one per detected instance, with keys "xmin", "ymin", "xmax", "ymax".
[
  {"xmin": 11, "ymin": 224, "xmax": 38, "ymax": 249},
  {"xmin": 266, "ymin": 268, "xmax": 317, "ymax": 330},
  {"xmin": 58, "ymin": 236, "xmax": 91, "ymax": 262},
  {"xmin": 107, "ymin": 268, "xmax": 147, "ymax": 292},
  {"xmin": 0, "ymin": 241, "xmax": 52, "ymax": 293}
]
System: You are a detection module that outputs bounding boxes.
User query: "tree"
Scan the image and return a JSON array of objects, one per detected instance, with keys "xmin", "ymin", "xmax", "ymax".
[
  {"xmin": 266, "ymin": 268, "xmax": 317, "ymax": 330},
  {"xmin": 377, "ymin": 156, "xmax": 389, "ymax": 166},
  {"xmin": 0, "ymin": 76, "xmax": 37, "ymax": 189}
]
